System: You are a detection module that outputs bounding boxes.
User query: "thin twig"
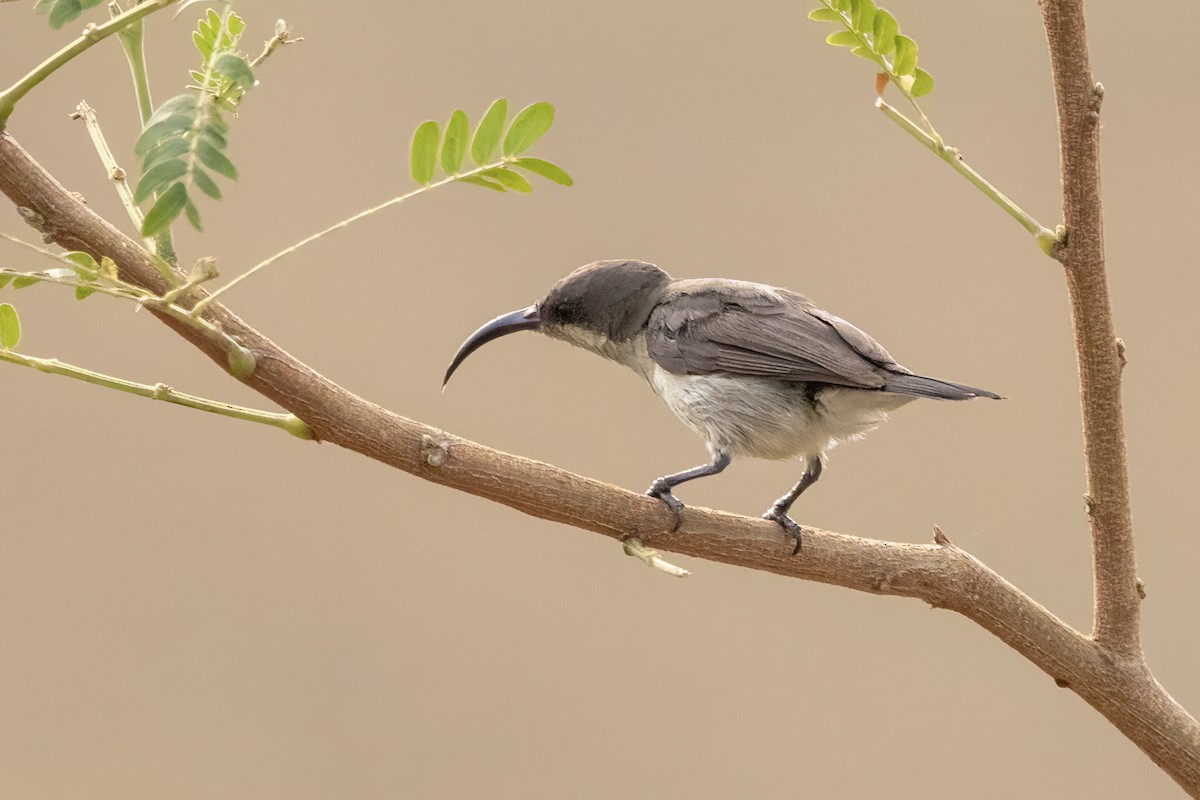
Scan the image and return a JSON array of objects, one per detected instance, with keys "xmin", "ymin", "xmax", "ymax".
[
  {"xmin": 0, "ymin": 347, "xmax": 310, "ymax": 438},
  {"xmin": 0, "ymin": 0, "xmax": 172, "ymax": 130},
  {"xmin": 0, "ymin": 232, "xmax": 250, "ymax": 372},
  {"xmin": 875, "ymin": 97, "xmax": 1058, "ymax": 251},
  {"xmin": 69, "ymin": 101, "xmax": 163, "ymax": 257},
  {"xmin": 250, "ymin": 19, "xmax": 302, "ymax": 69},
  {"xmin": 192, "ymin": 160, "xmax": 510, "ymax": 314}
]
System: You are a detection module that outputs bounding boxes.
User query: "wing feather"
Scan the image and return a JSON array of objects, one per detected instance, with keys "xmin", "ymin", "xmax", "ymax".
[{"xmin": 646, "ymin": 280, "xmax": 905, "ymax": 388}]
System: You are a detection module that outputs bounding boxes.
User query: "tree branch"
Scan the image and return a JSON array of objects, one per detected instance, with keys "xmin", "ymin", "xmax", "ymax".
[
  {"xmin": 1038, "ymin": 0, "xmax": 1140, "ymax": 656},
  {"xmin": 2, "ymin": 124, "xmax": 1198, "ymax": 791}
]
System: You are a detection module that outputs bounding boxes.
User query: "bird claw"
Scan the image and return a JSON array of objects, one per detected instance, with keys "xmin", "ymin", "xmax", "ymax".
[
  {"xmin": 763, "ymin": 508, "xmax": 804, "ymax": 555},
  {"xmin": 646, "ymin": 478, "xmax": 685, "ymax": 532}
]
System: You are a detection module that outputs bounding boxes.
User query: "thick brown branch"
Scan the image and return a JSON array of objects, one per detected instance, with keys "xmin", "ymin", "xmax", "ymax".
[
  {"xmin": 0, "ymin": 112, "xmax": 1197, "ymax": 790},
  {"xmin": 1036, "ymin": 1, "xmax": 1200, "ymax": 793},
  {"xmin": 1038, "ymin": 1, "xmax": 1139, "ymax": 654}
]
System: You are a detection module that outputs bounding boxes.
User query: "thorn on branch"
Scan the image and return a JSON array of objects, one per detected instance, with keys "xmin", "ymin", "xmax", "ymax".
[
  {"xmin": 1091, "ymin": 81, "xmax": 1105, "ymax": 111},
  {"xmin": 1116, "ymin": 337, "xmax": 1127, "ymax": 368},
  {"xmin": 1136, "ymin": 579, "xmax": 1146, "ymax": 600},
  {"xmin": 933, "ymin": 525, "xmax": 951, "ymax": 546},
  {"xmin": 421, "ymin": 433, "xmax": 450, "ymax": 467},
  {"xmin": 1055, "ymin": 677, "xmax": 1070, "ymax": 689},
  {"xmin": 623, "ymin": 537, "xmax": 690, "ymax": 578},
  {"xmin": 1084, "ymin": 494, "xmax": 1096, "ymax": 516}
]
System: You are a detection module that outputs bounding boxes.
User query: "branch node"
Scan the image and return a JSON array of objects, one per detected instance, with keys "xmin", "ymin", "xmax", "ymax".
[
  {"xmin": 1115, "ymin": 337, "xmax": 1127, "ymax": 368},
  {"xmin": 420, "ymin": 433, "xmax": 450, "ymax": 467},
  {"xmin": 1091, "ymin": 81, "xmax": 1105, "ymax": 110},
  {"xmin": 932, "ymin": 525, "xmax": 951, "ymax": 546},
  {"xmin": 1083, "ymin": 494, "xmax": 1096, "ymax": 516},
  {"xmin": 1136, "ymin": 579, "xmax": 1146, "ymax": 600},
  {"xmin": 16, "ymin": 205, "xmax": 55, "ymax": 243},
  {"xmin": 1054, "ymin": 677, "xmax": 1070, "ymax": 689}
]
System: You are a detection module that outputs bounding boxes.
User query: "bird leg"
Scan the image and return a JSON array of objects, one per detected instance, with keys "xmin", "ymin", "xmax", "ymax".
[
  {"xmin": 646, "ymin": 452, "xmax": 731, "ymax": 532},
  {"xmin": 763, "ymin": 456, "xmax": 823, "ymax": 555}
]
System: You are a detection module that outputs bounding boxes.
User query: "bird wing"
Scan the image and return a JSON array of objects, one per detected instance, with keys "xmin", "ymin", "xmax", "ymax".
[{"xmin": 645, "ymin": 279, "xmax": 910, "ymax": 388}]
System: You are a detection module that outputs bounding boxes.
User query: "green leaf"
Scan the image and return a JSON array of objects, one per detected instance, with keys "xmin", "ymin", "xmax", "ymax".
[
  {"xmin": 410, "ymin": 120, "xmax": 439, "ymax": 184},
  {"xmin": 141, "ymin": 137, "xmax": 191, "ymax": 170},
  {"xmin": 61, "ymin": 251, "xmax": 98, "ymax": 270},
  {"xmin": 228, "ymin": 12, "xmax": 245, "ymax": 38},
  {"xmin": 98, "ymin": 257, "xmax": 118, "ymax": 281},
  {"xmin": 911, "ymin": 67, "xmax": 934, "ymax": 97},
  {"xmin": 0, "ymin": 303, "xmax": 19, "ymax": 350},
  {"xmin": 503, "ymin": 102, "xmax": 555, "ymax": 157},
  {"xmin": 850, "ymin": 46, "xmax": 875, "ymax": 61},
  {"xmin": 12, "ymin": 277, "xmax": 38, "ymax": 289},
  {"xmin": 62, "ymin": 251, "xmax": 99, "ymax": 280},
  {"xmin": 512, "ymin": 157, "xmax": 573, "ymax": 186},
  {"xmin": 75, "ymin": 286, "xmax": 96, "ymax": 301},
  {"xmin": 134, "ymin": 115, "xmax": 192, "ymax": 157},
  {"xmin": 470, "ymin": 99, "xmax": 507, "ymax": 164},
  {"xmin": 0, "ymin": 275, "xmax": 12, "ymax": 291},
  {"xmin": 200, "ymin": 126, "xmax": 227, "ymax": 150},
  {"xmin": 457, "ymin": 175, "xmax": 506, "ymax": 192},
  {"xmin": 47, "ymin": 0, "xmax": 81, "ymax": 30},
  {"xmin": 807, "ymin": 8, "xmax": 841, "ymax": 21},
  {"xmin": 213, "ymin": 54, "xmax": 255, "ymax": 91},
  {"xmin": 142, "ymin": 183, "xmax": 189, "ymax": 237},
  {"xmin": 441, "ymin": 110, "xmax": 469, "ymax": 174},
  {"xmin": 872, "ymin": 9, "xmax": 898, "ymax": 55},
  {"xmin": 183, "ymin": 199, "xmax": 203, "ymax": 231},
  {"xmin": 483, "ymin": 167, "xmax": 533, "ymax": 193},
  {"xmin": 196, "ymin": 139, "xmax": 237, "ymax": 180},
  {"xmin": 192, "ymin": 168, "xmax": 222, "ymax": 199},
  {"xmin": 893, "ymin": 34, "xmax": 918, "ymax": 75},
  {"xmin": 832, "ymin": 0, "xmax": 850, "ymax": 10},
  {"xmin": 851, "ymin": 0, "xmax": 876, "ymax": 33},
  {"xmin": 826, "ymin": 30, "xmax": 860, "ymax": 48},
  {"xmin": 134, "ymin": 159, "xmax": 188, "ymax": 203}
]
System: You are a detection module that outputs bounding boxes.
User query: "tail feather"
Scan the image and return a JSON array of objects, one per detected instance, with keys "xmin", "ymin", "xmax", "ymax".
[{"xmin": 883, "ymin": 372, "xmax": 1002, "ymax": 401}]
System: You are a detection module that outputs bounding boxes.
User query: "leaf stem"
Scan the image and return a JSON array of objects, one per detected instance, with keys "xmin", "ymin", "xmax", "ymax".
[
  {"xmin": 110, "ymin": 2, "xmax": 154, "ymax": 125},
  {"xmin": 0, "ymin": 347, "xmax": 311, "ymax": 438},
  {"xmin": 193, "ymin": 160, "xmax": 509, "ymax": 314},
  {"xmin": 108, "ymin": 1, "xmax": 177, "ymax": 263},
  {"xmin": 0, "ymin": 0, "xmax": 172, "ymax": 131},
  {"xmin": 875, "ymin": 97, "xmax": 1058, "ymax": 252}
]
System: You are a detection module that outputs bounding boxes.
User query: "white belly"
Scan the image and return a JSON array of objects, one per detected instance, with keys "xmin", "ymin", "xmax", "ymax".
[{"xmin": 649, "ymin": 367, "xmax": 913, "ymax": 461}]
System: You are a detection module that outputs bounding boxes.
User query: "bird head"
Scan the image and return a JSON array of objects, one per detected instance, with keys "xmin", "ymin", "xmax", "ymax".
[{"xmin": 443, "ymin": 259, "xmax": 671, "ymax": 386}]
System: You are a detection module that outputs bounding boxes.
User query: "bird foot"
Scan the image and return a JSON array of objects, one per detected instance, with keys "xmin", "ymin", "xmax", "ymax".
[
  {"xmin": 646, "ymin": 478, "xmax": 685, "ymax": 532},
  {"xmin": 763, "ymin": 508, "xmax": 803, "ymax": 555}
]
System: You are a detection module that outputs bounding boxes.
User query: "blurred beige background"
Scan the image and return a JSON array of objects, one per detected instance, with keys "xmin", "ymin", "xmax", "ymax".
[{"xmin": 1, "ymin": 0, "xmax": 1196, "ymax": 796}]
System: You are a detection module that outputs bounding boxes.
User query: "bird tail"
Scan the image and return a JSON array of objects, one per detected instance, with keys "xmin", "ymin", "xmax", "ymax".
[{"xmin": 883, "ymin": 372, "xmax": 1002, "ymax": 401}]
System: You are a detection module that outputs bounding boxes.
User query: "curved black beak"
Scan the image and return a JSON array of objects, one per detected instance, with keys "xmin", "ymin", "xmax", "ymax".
[{"xmin": 443, "ymin": 305, "xmax": 541, "ymax": 387}]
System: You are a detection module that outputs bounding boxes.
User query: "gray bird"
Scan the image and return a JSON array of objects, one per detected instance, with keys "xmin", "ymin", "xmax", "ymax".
[{"xmin": 444, "ymin": 260, "xmax": 999, "ymax": 553}]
